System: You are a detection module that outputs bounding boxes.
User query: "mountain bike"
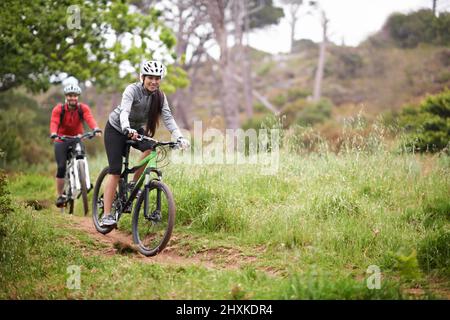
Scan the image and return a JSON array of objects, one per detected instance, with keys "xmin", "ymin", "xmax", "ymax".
[
  {"xmin": 56, "ymin": 131, "xmax": 98, "ymax": 216},
  {"xmin": 92, "ymin": 135, "xmax": 179, "ymax": 257}
]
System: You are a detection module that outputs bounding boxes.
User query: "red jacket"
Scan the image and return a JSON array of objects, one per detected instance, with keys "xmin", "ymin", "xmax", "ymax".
[{"xmin": 50, "ymin": 102, "xmax": 99, "ymax": 137}]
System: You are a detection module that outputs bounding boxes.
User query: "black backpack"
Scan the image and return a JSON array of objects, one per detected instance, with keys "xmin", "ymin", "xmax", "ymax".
[{"xmin": 58, "ymin": 103, "xmax": 84, "ymax": 131}]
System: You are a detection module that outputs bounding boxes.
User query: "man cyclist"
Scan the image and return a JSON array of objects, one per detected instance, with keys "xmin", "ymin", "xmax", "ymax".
[{"xmin": 49, "ymin": 83, "xmax": 102, "ymax": 208}]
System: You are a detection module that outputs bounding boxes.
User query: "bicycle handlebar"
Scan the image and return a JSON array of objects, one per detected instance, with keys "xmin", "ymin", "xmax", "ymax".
[
  {"xmin": 136, "ymin": 134, "xmax": 179, "ymax": 149},
  {"xmin": 54, "ymin": 130, "xmax": 100, "ymax": 141}
]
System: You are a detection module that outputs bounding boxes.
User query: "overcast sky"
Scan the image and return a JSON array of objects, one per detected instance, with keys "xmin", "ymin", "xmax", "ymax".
[{"xmin": 248, "ymin": 0, "xmax": 449, "ymax": 53}]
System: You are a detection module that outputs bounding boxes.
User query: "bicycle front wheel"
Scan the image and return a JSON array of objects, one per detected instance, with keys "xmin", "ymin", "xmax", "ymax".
[
  {"xmin": 64, "ymin": 170, "xmax": 74, "ymax": 215},
  {"xmin": 77, "ymin": 160, "xmax": 89, "ymax": 216},
  {"xmin": 132, "ymin": 180, "xmax": 175, "ymax": 257},
  {"xmin": 92, "ymin": 167, "xmax": 115, "ymax": 234}
]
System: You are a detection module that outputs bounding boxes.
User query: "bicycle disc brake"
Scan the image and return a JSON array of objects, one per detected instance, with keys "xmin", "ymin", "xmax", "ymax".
[{"xmin": 146, "ymin": 210, "xmax": 161, "ymax": 224}]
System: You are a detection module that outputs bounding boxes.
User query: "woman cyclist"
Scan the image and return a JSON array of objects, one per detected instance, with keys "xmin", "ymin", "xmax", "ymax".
[{"xmin": 101, "ymin": 60, "xmax": 189, "ymax": 227}]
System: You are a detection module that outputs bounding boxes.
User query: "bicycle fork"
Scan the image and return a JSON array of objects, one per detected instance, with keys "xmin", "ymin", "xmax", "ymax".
[{"xmin": 143, "ymin": 172, "xmax": 162, "ymax": 222}]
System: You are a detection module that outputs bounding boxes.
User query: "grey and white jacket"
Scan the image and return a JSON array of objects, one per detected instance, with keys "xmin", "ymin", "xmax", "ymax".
[{"xmin": 108, "ymin": 82, "xmax": 183, "ymax": 139}]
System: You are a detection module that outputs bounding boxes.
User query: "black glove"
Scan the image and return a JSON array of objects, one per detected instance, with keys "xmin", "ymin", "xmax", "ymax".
[
  {"xmin": 93, "ymin": 128, "xmax": 102, "ymax": 134},
  {"xmin": 50, "ymin": 133, "xmax": 58, "ymax": 139}
]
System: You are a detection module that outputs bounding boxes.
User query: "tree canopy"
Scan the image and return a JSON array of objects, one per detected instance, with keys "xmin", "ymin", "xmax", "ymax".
[
  {"xmin": 247, "ymin": 0, "xmax": 285, "ymax": 30},
  {"xmin": 384, "ymin": 9, "xmax": 450, "ymax": 48},
  {"xmin": 0, "ymin": 0, "xmax": 181, "ymax": 93}
]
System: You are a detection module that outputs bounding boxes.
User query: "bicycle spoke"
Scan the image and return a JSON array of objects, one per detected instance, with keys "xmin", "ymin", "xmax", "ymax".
[
  {"xmin": 132, "ymin": 181, "xmax": 175, "ymax": 256},
  {"xmin": 92, "ymin": 167, "xmax": 117, "ymax": 234}
]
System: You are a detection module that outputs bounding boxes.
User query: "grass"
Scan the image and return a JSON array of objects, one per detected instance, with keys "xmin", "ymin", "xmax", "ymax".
[{"xmin": 0, "ymin": 143, "xmax": 449, "ymax": 299}]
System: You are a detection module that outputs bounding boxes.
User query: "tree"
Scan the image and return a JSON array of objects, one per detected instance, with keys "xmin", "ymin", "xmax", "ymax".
[
  {"xmin": 203, "ymin": 0, "xmax": 283, "ymax": 128},
  {"xmin": 235, "ymin": 0, "xmax": 284, "ymax": 118},
  {"xmin": 312, "ymin": 8, "xmax": 329, "ymax": 102},
  {"xmin": 147, "ymin": 0, "xmax": 212, "ymax": 130},
  {"xmin": 204, "ymin": 0, "xmax": 240, "ymax": 130},
  {"xmin": 0, "ymin": 0, "xmax": 180, "ymax": 93},
  {"xmin": 383, "ymin": 9, "xmax": 450, "ymax": 48},
  {"xmin": 281, "ymin": 0, "xmax": 305, "ymax": 53},
  {"xmin": 399, "ymin": 89, "xmax": 450, "ymax": 153},
  {"xmin": 247, "ymin": 0, "xmax": 284, "ymax": 29}
]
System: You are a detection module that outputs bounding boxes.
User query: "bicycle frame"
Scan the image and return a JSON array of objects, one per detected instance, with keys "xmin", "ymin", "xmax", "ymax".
[
  {"xmin": 118, "ymin": 148, "xmax": 162, "ymax": 218},
  {"xmin": 65, "ymin": 141, "xmax": 91, "ymax": 200},
  {"xmin": 57, "ymin": 131, "xmax": 98, "ymax": 214}
]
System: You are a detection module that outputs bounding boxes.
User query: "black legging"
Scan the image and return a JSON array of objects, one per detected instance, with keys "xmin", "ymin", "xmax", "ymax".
[
  {"xmin": 54, "ymin": 140, "xmax": 79, "ymax": 178},
  {"xmin": 104, "ymin": 121, "xmax": 154, "ymax": 175}
]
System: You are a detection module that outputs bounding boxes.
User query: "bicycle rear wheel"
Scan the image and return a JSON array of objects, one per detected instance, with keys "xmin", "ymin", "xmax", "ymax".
[
  {"xmin": 132, "ymin": 180, "xmax": 175, "ymax": 257},
  {"xmin": 77, "ymin": 160, "xmax": 89, "ymax": 216},
  {"xmin": 92, "ymin": 167, "xmax": 115, "ymax": 234},
  {"xmin": 68, "ymin": 199, "xmax": 74, "ymax": 215}
]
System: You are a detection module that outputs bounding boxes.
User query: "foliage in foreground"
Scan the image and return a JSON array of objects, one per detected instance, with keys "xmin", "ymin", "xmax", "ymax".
[{"xmin": 1, "ymin": 140, "xmax": 448, "ymax": 299}]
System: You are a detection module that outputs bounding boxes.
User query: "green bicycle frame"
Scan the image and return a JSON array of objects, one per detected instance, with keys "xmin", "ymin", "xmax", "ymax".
[
  {"xmin": 119, "ymin": 149, "xmax": 160, "ymax": 216},
  {"xmin": 134, "ymin": 149, "xmax": 159, "ymax": 184},
  {"xmin": 135, "ymin": 149, "xmax": 158, "ymax": 170}
]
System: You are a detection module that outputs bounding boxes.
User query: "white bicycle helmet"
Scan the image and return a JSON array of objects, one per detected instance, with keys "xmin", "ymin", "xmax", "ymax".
[
  {"xmin": 140, "ymin": 60, "xmax": 166, "ymax": 79},
  {"xmin": 63, "ymin": 84, "xmax": 82, "ymax": 95}
]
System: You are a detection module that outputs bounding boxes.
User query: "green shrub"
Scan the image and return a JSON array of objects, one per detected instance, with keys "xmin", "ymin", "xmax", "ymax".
[
  {"xmin": 270, "ymin": 94, "xmax": 287, "ymax": 108},
  {"xmin": 281, "ymin": 98, "xmax": 333, "ymax": 129},
  {"xmin": 286, "ymin": 88, "xmax": 310, "ymax": 102},
  {"xmin": 280, "ymin": 98, "xmax": 308, "ymax": 128},
  {"xmin": 253, "ymin": 102, "xmax": 268, "ymax": 113},
  {"xmin": 256, "ymin": 62, "xmax": 274, "ymax": 77},
  {"xmin": 392, "ymin": 249, "xmax": 422, "ymax": 282},
  {"xmin": 242, "ymin": 114, "xmax": 281, "ymax": 131},
  {"xmin": 399, "ymin": 89, "xmax": 450, "ymax": 153},
  {"xmin": 296, "ymin": 99, "xmax": 333, "ymax": 127},
  {"xmin": 330, "ymin": 49, "xmax": 364, "ymax": 79}
]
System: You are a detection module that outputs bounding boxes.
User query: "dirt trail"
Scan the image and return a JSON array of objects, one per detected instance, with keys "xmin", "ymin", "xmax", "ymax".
[
  {"xmin": 67, "ymin": 215, "xmax": 269, "ymax": 274},
  {"xmin": 69, "ymin": 215, "xmax": 218, "ymax": 268}
]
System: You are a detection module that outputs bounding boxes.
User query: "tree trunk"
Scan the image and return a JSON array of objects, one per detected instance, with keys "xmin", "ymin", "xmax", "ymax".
[
  {"xmin": 289, "ymin": 10, "xmax": 297, "ymax": 53},
  {"xmin": 286, "ymin": 2, "xmax": 302, "ymax": 53},
  {"xmin": 242, "ymin": 3, "xmax": 254, "ymax": 119},
  {"xmin": 206, "ymin": 0, "xmax": 240, "ymax": 130},
  {"xmin": 171, "ymin": 4, "xmax": 191, "ymax": 130},
  {"xmin": 171, "ymin": 90, "xmax": 191, "ymax": 130},
  {"xmin": 313, "ymin": 11, "xmax": 328, "ymax": 102},
  {"xmin": 232, "ymin": 74, "xmax": 279, "ymax": 115}
]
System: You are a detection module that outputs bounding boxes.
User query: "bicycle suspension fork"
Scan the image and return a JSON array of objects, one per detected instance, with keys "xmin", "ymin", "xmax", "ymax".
[{"xmin": 143, "ymin": 169, "xmax": 162, "ymax": 219}]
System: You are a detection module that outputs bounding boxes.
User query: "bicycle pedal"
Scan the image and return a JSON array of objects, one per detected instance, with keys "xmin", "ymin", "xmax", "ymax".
[{"xmin": 123, "ymin": 205, "xmax": 133, "ymax": 213}]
